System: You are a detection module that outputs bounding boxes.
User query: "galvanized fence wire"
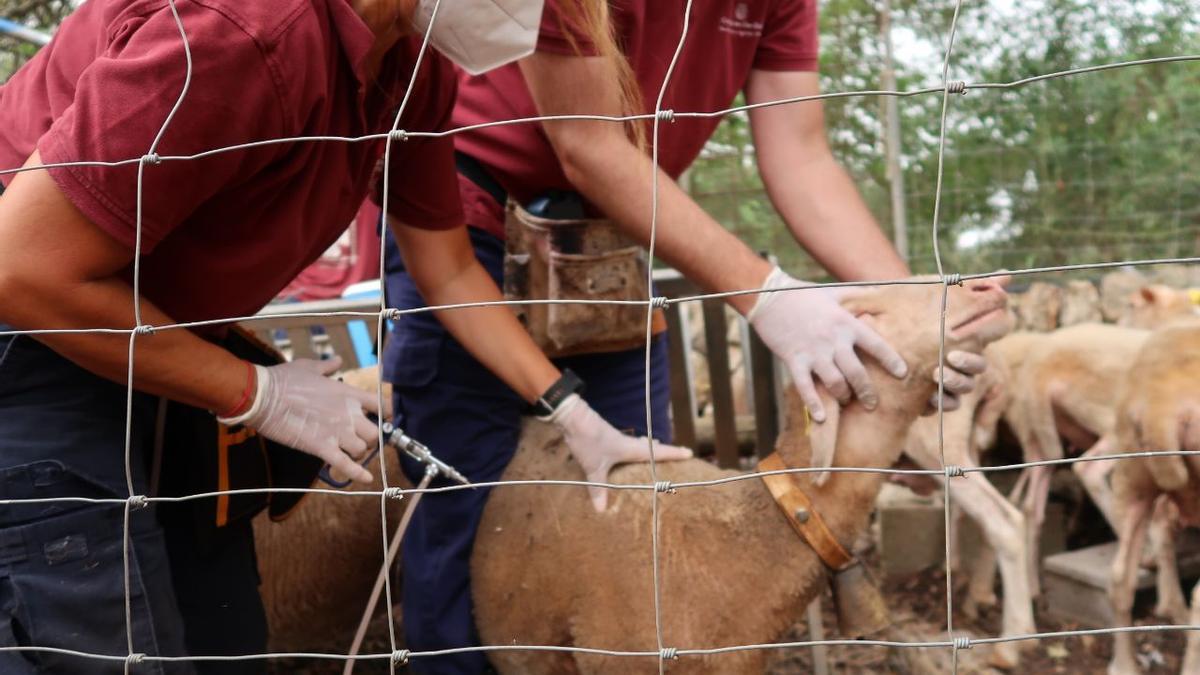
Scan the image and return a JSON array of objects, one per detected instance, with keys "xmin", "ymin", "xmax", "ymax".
[{"xmin": 0, "ymin": 0, "xmax": 1198, "ymax": 671}]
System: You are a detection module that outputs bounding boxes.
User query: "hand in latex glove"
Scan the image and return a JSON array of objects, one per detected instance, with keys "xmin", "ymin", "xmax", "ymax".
[
  {"xmin": 747, "ymin": 267, "xmax": 907, "ymax": 422},
  {"xmin": 219, "ymin": 357, "xmax": 381, "ymax": 484},
  {"xmin": 924, "ymin": 350, "xmax": 987, "ymax": 414},
  {"xmin": 544, "ymin": 394, "xmax": 693, "ymax": 512}
]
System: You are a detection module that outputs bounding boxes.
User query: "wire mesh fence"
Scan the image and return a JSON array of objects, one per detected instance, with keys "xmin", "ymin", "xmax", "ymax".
[{"xmin": 0, "ymin": 0, "xmax": 1198, "ymax": 673}]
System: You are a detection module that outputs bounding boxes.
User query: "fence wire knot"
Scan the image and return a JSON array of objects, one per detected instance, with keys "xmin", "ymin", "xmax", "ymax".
[
  {"xmin": 953, "ymin": 636, "xmax": 973, "ymax": 650},
  {"xmin": 660, "ymin": 647, "xmax": 679, "ymax": 660},
  {"xmin": 942, "ymin": 273, "xmax": 963, "ymax": 286},
  {"xmin": 388, "ymin": 308, "xmax": 403, "ymax": 321},
  {"xmin": 656, "ymin": 109, "xmax": 676, "ymax": 123},
  {"xmin": 125, "ymin": 652, "xmax": 146, "ymax": 666},
  {"xmin": 140, "ymin": 153, "xmax": 161, "ymax": 166},
  {"xmin": 391, "ymin": 649, "xmax": 411, "ymax": 665},
  {"xmin": 389, "ymin": 129, "xmax": 408, "ymax": 143},
  {"xmin": 654, "ymin": 480, "xmax": 676, "ymax": 494},
  {"xmin": 127, "ymin": 495, "xmax": 149, "ymax": 510},
  {"xmin": 134, "ymin": 324, "xmax": 156, "ymax": 336},
  {"xmin": 384, "ymin": 486, "xmax": 405, "ymax": 500},
  {"xmin": 650, "ymin": 296, "xmax": 669, "ymax": 309},
  {"xmin": 945, "ymin": 80, "xmax": 967, "ymax": 95},
  {"xmin": 944, "ymin": 465, "xmax": 965, "ymax": 478}
]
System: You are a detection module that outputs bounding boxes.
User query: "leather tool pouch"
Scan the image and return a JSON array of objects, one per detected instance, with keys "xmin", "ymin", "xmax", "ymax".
[
  {"xmin": 504, "ymin": 199, "xmax": 652, "ymax": 357},
  {"xmin": 156, "ymin": 328, "xmax": 323, "ymax": 554}
]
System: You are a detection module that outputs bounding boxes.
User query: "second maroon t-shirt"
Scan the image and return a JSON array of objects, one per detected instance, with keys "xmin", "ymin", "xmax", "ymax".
[{"xmin": 451, "ymin": 0, "xmax": 819, "ymax": 240}]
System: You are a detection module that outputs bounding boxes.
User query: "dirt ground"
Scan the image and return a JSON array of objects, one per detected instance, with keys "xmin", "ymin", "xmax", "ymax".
[
  {"xmin": 764, "ymin": 561, "xmax": 1187, "ymax": 675},
  {"xmin": 267, "ymin": 555, "xmax": 1188, "ymax": 674}
]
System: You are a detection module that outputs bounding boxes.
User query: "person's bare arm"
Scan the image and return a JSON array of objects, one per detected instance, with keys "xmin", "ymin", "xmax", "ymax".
[
  {"xmin": 746, "ymin": 69, "xmax": 909, "ymax": 281},
  {"xmin": 388, "ymin": 220, "xmax": 559, "ymax": 402},
  {"xmin": 0, "ymin": 151, "xmax": 248, "ymax": 412},
  {"xmin": 518, "ymin": 52, "xmax": 772, "ymax": 315}
]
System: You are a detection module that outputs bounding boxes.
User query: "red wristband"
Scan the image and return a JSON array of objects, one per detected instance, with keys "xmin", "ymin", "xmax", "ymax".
[{"xmin": 217, "ymin": 361, "xmax": 256, "ymax": 419}]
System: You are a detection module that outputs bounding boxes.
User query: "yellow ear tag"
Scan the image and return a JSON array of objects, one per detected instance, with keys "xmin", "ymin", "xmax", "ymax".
[
  {"xmin": 1188, "ymin": 288, "xmax": 1200, "ymax": 307},
  {"xmin": 803, "ymin": 405, "xmax": 813, "ymax": 436}
]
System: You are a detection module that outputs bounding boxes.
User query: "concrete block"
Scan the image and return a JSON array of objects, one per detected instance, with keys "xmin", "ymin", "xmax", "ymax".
[
  {"xmin": 878, "ymin": 488, "xmax": 946, "ymax": 580},
  {"xmin": 1043, "ymin": 531, "xmax": 1200, "ymax": 628}
]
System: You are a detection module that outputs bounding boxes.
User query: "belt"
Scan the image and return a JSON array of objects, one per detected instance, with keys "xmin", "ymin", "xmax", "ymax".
[
  {"xmin": 456, "ymin": 152, "xmax": 586, "ymax": 220},
  {"xmin": 455, "ymin": 151, "xmax": 506, "ymax": 206}
]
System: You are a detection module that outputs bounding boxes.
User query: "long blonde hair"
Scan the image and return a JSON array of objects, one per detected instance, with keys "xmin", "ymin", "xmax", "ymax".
[{"xmin": 553, "ymin": 0, "xmax": 646, "ymax": 149}]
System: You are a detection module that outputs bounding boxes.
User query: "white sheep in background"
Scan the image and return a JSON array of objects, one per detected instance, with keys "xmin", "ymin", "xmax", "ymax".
[{"xmin": 1107, "ymin": 319, "xmax": 1200, "ymax": 675}]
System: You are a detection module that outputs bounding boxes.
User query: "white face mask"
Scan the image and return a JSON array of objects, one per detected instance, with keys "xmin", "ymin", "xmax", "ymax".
[{"xmin": 412, "ymin": 0, "xmax": 547, "ymax": 76}]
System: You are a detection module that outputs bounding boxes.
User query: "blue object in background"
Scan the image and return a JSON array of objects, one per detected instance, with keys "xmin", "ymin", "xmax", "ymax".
[
  {"xmin": 0, "ymin": 18, "xmax": 50, "ymax": 46},
  {"xmin": 341, "ymin": 279, "xmax": 388, "ymax": 367}
]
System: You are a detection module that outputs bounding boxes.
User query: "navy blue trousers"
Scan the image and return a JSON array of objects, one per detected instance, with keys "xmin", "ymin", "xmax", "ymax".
[
  {"xmin": 383, "ymin": 227, "xmax": 671, "ymax": 674},
  {"xmin": 0, "ymin": 332, "xmax": 266, "ymax": 674}
]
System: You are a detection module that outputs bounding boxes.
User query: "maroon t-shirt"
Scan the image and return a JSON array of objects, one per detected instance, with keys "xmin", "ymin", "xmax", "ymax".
[
  {"xmin": 0, "ymin": 0, "xmax": 463, "ymax": 327},
  {"xmin": 452, "ymin": 0, "xmax": 819, "ymax": 240},
  {"xmin": 276, "ymin": 200, "xmax": 382, "ymax": 302}
]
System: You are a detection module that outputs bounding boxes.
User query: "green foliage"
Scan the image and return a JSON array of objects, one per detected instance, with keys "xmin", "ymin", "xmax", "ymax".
[
  {"xmin": 0, "ymin": 0, "xmax": 71, "ymax": 78},
  {"xmin": 688, "ymin": 0, "xmax": 1200, "ymax": 279}
]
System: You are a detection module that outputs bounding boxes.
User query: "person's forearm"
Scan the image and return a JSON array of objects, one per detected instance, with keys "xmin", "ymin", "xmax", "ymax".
[
  {"xmin": 421, "ymin": 265, "xmax": 560, "ymax": 403},
  {"xmin": 765, "ymin": 155, "xmax": 909, "ymax": 281},
  {"xmin": 0, "ymin": 275, "xmax": 249, "ymax": 413},
  {"xmin": 558, "ymin": 138, "xmax": 772, "ymax": 315},
  {"xmin": 391, "ymin": 222, "xmax": 559, "ymax": 403}
]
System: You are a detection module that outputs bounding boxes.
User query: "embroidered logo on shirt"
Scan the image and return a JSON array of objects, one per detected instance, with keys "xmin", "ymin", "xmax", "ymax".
[{"xmin": 720, "ymin": 2, "xmax": 763, "ymax": 38}]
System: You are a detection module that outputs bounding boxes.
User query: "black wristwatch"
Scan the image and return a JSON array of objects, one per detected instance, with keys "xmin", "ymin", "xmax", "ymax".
[{"xmin": 529, "ymin": 369, "xmax": 586, "ymax": 418}]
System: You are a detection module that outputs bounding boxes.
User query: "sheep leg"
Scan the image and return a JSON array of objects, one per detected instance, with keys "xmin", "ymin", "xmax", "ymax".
[
  {"xmin": 1149, "ymin": 498, "xmax": 1188, "ymax": 623},
  {"xmin": 1007, "ymin": 468, "xmax": 1030, "ymax": 508},
  {"xmin": 1181, "ymin": 579, "xmax": 1200, "ymax": 674},
  {"xmin": 1019, "ymin": 465, "xmax": 1052, "ymax": 599},
  {"xmin": 949, "ymin": 472, "xmax": 1036, "ymax": 669},
  {"xmin": 963, "ymin": 537, "xmax": 998, "ymax": 619},
  {"xmin": 1075, "ymin": 433, "xmax": 1122, "ymax": 532},
  {"xmin": 1108, "ymin": 497, "xmax": 1152, "ymax": 675},
  {"xmin": 948, "ymin": 500, "xmax": 966, "ymax": 579}
]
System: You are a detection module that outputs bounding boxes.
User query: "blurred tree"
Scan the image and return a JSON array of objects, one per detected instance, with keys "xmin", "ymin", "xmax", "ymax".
[
  {"xmin": 688, "ymin": 0, "xmax": 1200, "ymax": 281},
  {"xmin": 0, "ymin": 0, "xmax": 70, "ymax": 76}
]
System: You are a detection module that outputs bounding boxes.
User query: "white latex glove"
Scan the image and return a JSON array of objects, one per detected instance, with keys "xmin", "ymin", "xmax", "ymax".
[
  {"xmin": 747, "ymin": 267, "xmax": 908, "ymax": 423},
  {"xmin": 218, "ymin": 356, "xmax": 380, "ymax": 484},
  {"xmin": 544, "ymin": 394, "xmax": 693, "ymax": 512},
  {"xmin": 926, "ymin": 350, "xmax": 987, "ymax": 414}
]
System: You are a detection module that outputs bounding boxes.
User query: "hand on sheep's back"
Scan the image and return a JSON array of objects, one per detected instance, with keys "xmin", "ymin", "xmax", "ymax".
[{"xmin": 542, "ymin": 394, "xmax": 693, "ymax": 512}]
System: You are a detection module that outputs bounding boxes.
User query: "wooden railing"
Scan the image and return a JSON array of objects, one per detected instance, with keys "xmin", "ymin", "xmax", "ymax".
[
  {"xmin": 245, "ymin": 298, "xmax": 383, "ymax": 369},
  {"xmin": 655, "ymin": 269, "xmax": 783, "ymax": 466}
]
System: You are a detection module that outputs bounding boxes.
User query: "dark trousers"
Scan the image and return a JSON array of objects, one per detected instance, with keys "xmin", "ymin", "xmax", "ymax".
[
  {"xmin": 0, "ymin": 331, "xmax": 266, "ymax": 674},
  {"xmin": 382, "ymin": 227, "xmax": 672, "ymax": 675}
]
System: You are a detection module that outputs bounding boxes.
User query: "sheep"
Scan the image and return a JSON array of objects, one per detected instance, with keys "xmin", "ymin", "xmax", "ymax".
[
  {"xmin": 470, "ymin": 276, "xmax": 1011, "ymax": 674},
  {"xmin": 905, "ymin": 286, "xmax": 1198, "ymax": 668},
  {"xmin": 998, "ymin": 286, "xmax": 1199, "ymax": 600},
  {"xmin": 999, "ymin": 323, "xmax": 1150, "ymax": 596},
  {"xmin": 1107, "ymin": 320, "xmax": 1200, "ymax": 675},
  {"xmin": 1120, "ymin": 284, "xmax": 1200, "ymax": 330},
  {"xmin": 1060, "ymin": 279, "xmax": 1102, "ymax": 326},
  {"xmin": 253, "ymin": 366, "xmax": 410, "ymax": 653},
  {"xmin": 1015, "ymin": 281, "xmax": 1063, "ymax": 332},
  {"xmin": 901, "ymin": 331, "xmax": 1040, "ymax": 669}
]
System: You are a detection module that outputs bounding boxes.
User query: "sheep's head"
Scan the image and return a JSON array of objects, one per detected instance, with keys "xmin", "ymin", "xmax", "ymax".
[
  {"xmin": 796, "ymin": 276, "xmax": 1011, "ymax": 484},
  {"xmin": 839, "ymin": 275, "xmax": 1011, "ymax": 397},
  {"xmin": 1121, "ymin": 284, "xmax": 1199, "ymax": 329}
]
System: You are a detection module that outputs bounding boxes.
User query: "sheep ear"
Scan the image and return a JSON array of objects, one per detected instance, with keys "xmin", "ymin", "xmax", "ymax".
[{"xmin": 810, "ymin": 390, "xmax": 840, "ymax": 486}]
